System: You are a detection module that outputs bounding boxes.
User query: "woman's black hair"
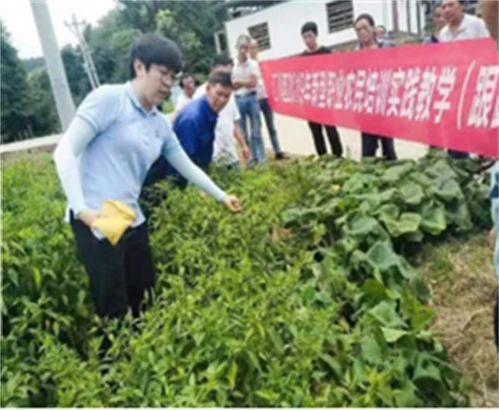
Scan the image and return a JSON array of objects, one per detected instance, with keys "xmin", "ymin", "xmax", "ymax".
[{"xmin": 128, "ymin": 33, "xmax": 183, "ymax": 79}]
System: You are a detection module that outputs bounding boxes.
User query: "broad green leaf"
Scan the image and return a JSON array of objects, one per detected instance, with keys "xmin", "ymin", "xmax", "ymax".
[
  {"xmin": 381, "ymin": 213, "xmax": 422, "ymax": 237},
  {"xmin": 376, "ymin": 203, "xmax": 400, "ymax": 220},
  {"xmin": 366, "ymin": 241, "xmax": 400, "ymax": 271},
  {"xmin": 413, "ymin": 356, "xmax": 442, "ymax": 384},
  {"xmin": 410, "ymin": 171, "xmax": 433, "ymax": 188},
  {"xmin": 346, "ymin": 216, "xmax": 380, "ymax": 237},
  {"xmin": 394, "ymin": 381, "xmax": 418, "ymax": 407},
  {"xmin": 397, "ymin": 258, "xmax": 418, "ymax": 280},
  {"xmin": 399, "ymin": 182, "xmax": 424, "ymax": 205},
  {"xmin": 378, "ymin": 188, "xmax": 397, "ymax": 202},
  {"xmin": 445, "ymin": 202, "xmax": 472, "ymax": 232},
  {"xmin": 352, "ymin": 357, "xmax": 366, "ymax": 383},
  {"xmin": 369, "ymin": 301, "xmax": 405, "ymax": 328},
  {"xmin": 404, "ymin": 230, "xmax": 424, "ymax": 242},
  {"xmin": 381, "ymin": 327, "xmax": 409, "ymax": 343},
  {"xmin": 381, "ymin": 163, "xmax": 414, "ymax": 183},
  {"xmin": 361, "ymin": 279, "xmax": 388, "ymax": 303},
  {"xmin": 425, "ymin": 159, "xmax": 457, "ymax": 181},
  {"xmin": 420, "ymin": 203, "xmax": 447, "ymax": 235},
  {"xmin": 361, "ymin": 335, "xmax": 383, "ymax": 365},
  {"xmin": 432, "ymin": 179, "xmax": 462, "ymax": 202},
  {"xmin": 401, "ymin": 289, "xmax": 435, "ymax": 331}
]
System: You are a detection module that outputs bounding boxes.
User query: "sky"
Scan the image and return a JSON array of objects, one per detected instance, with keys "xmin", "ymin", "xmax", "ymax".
[{"xmin": 1, "ymin": 0, "xmax": 117, "ymax": 59}]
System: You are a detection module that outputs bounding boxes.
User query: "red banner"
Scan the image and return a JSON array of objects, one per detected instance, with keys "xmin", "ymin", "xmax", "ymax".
[{"xmin": 260, "ymin": 39, "xmax": 499, "ymax": 158}]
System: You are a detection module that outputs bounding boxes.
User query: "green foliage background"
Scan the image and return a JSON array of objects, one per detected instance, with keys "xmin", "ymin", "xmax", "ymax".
[{"xmin": 1, "ymin": 1, "xmax": 285, "ymax": 142}]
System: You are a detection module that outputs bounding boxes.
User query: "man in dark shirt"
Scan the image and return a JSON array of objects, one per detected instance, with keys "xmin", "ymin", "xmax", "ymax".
[
  {"xmin": 166, "ymin": 71, "xmax": 233, "ymax": 180},
  {"xmin": 300, "ymin": 22, "xmax": 343, "ymax": 158},
  {"xmin": 142, "ymin": 71, "xmax": 233, "ymax": 196}
]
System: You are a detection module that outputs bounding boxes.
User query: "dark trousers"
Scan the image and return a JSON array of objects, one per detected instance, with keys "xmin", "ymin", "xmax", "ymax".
[
  {"xmin": 307, "ymin": 121, "xmax": 343, "ymax": 157},
  {"xmin": 259, "ymin": 97, "xmax": 282, "ymax": 155},
  {"xmin": 71, "ymin": 216, "xmax": 155, "ymax": 319},
  {"xmin": 361, "ymin": 132, "xmax": 397, "ymax": 160}
]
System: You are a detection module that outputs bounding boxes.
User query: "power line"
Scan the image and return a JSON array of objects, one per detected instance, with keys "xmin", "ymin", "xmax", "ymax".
[{"xmin": 65, "ymin": 14, "xmax": 100, "ymax": 89}]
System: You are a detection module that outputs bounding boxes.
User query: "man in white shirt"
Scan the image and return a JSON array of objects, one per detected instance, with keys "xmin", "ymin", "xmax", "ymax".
[
  {"xmin": 248, "ymin": 38, "xmax": 288, "ymax": 160},
  {"xmin": 439, "ymin": 0, "xmax": 490, "ymax": 158},
  {"xmin": 232, "ymin": 34, "xmax": 266, "ymax": 165},
  {"xmin": 194, "ymin": 55, "xmax": 251, "ymax": 169},
  {"xmin": 440, "ymin": 0, "xmax": 490, "ymax": 42},
  {"xmin": 175, "ymin": 73, "xmax": 196, "ymax": 113}
]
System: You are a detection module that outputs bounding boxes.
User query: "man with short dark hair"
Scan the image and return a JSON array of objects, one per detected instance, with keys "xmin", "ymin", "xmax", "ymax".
[
  {"xmin": 300, "ymin": 21, "xmax": 343, "ymax": 158},
  {"xmin": 354, "ymin": 14, "xmax": 397, "ymax": 160},
  {"xmin": 194, "ymin": 54, "xmax": 251, "ymax": 170},
  {"xmin": 376, "ymin": 25, "xmax": 395, "ymax": 46},
  {"xmin": 153, "ymin": 71, "xmax": 235, "ymax": 187},
  {"xmin": 439, "ymin": 0, "xmax": 489, "ymax": 158},
  {"xmin": 440, "ymin": 0, "xmax": 489, "ymax": 41},
  {"xmin": 423, "ymin": 5, "xmax": 447, "ymax": 43}
]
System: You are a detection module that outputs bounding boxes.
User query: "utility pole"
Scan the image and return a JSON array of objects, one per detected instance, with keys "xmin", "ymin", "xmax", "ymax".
[
  {"xmin": 30, "ymin": 0, "xmax": 75, "ymax": 130},
  {"xmin": 65, "ymin": 14, "xmax": 100, "ymax": 89},
  {"xmin": 392, "ymin": 0, "xmax": 400, "ymax": 34}
]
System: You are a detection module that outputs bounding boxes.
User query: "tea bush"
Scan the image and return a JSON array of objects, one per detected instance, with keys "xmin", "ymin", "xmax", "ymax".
[{"xmin": 1, "ymin": 153, "xmax": 491, "ymax": 406}]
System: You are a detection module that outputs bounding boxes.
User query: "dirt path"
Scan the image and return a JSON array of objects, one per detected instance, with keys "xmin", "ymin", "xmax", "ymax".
[{"xmin": 261, "ymin": 113, "xmax": 429, "ymax": 160}]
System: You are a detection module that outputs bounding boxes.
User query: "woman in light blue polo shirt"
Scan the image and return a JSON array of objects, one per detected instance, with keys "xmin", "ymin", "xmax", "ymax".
[{"xmin": 53, "ymin": 34, "xmax": 241, "ymax": 334}]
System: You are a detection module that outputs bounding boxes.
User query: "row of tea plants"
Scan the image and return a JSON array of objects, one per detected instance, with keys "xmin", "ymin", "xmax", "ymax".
[{"xmin": 1, "ymin": 152, "xmax": 492, "ymax": 406}]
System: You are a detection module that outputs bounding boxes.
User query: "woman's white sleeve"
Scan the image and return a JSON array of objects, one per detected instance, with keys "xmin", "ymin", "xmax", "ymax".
[{"xmin": 53, "ymin": 117, "xmax": 96, "ymax": 215}]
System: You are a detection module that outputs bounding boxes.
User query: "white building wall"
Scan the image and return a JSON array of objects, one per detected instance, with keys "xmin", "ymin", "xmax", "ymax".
[{"xmin": 224, "ymin": 0, "xmax": 420, "ymax": 61}]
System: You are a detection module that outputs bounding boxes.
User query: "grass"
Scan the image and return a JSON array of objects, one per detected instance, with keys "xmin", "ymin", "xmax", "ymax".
[{"xmin": 416, "ymin": 233, "xmax": 498, "ymax": 407}]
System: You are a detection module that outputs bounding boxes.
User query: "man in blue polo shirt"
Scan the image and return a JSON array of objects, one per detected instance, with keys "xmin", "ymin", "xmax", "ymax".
[
  {"xmin": 168, "ymin": 71, "xmax": 233, "ymax": 174},
  {"xmin": 143, "ymin": 71, "xmax": 233, "ymax": 191}
]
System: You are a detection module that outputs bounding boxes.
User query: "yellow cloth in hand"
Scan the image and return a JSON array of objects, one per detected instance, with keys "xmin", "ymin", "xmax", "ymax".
[{"xmin": 91, "ymin": 200, "xmax": 136, "ymax": 246}]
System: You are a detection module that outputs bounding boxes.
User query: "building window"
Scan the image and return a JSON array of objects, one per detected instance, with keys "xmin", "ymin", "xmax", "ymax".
[
  {"xmin": 248, "ymin": 22, "xmax": 271, "ymax": 51},
  {"xmin": 326, "ymin": 0, "xmax": 354, "ymax": 33},
  {"xmin": 214, "ymin": 30, "xmax": 227, "ymax": 54}
]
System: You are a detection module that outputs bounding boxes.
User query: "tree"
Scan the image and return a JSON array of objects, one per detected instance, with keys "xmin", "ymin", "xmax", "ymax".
[
  {"xmin": 61, "ymin": 45, "xmax": 91, "ymax": 104},
  {"xmin": 1, "ymin": 21, "xmax": 32, "ymax": 143},
  {"xmin": 23, "ymin": 56, "xmax": 44, "ymax": 73},
  {"xmin": 26, "ymin": 68, "xmax": 59, "ymax": 137},
  {"xmin": 84, "ymin": 9, "xmax": 141, "ymax": 84}
]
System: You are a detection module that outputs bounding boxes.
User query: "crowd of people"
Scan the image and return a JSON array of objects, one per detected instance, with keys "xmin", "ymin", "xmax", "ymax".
[{"xmin": 52, "ymin": 0, "xmax": 498, "ymax": 355}]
